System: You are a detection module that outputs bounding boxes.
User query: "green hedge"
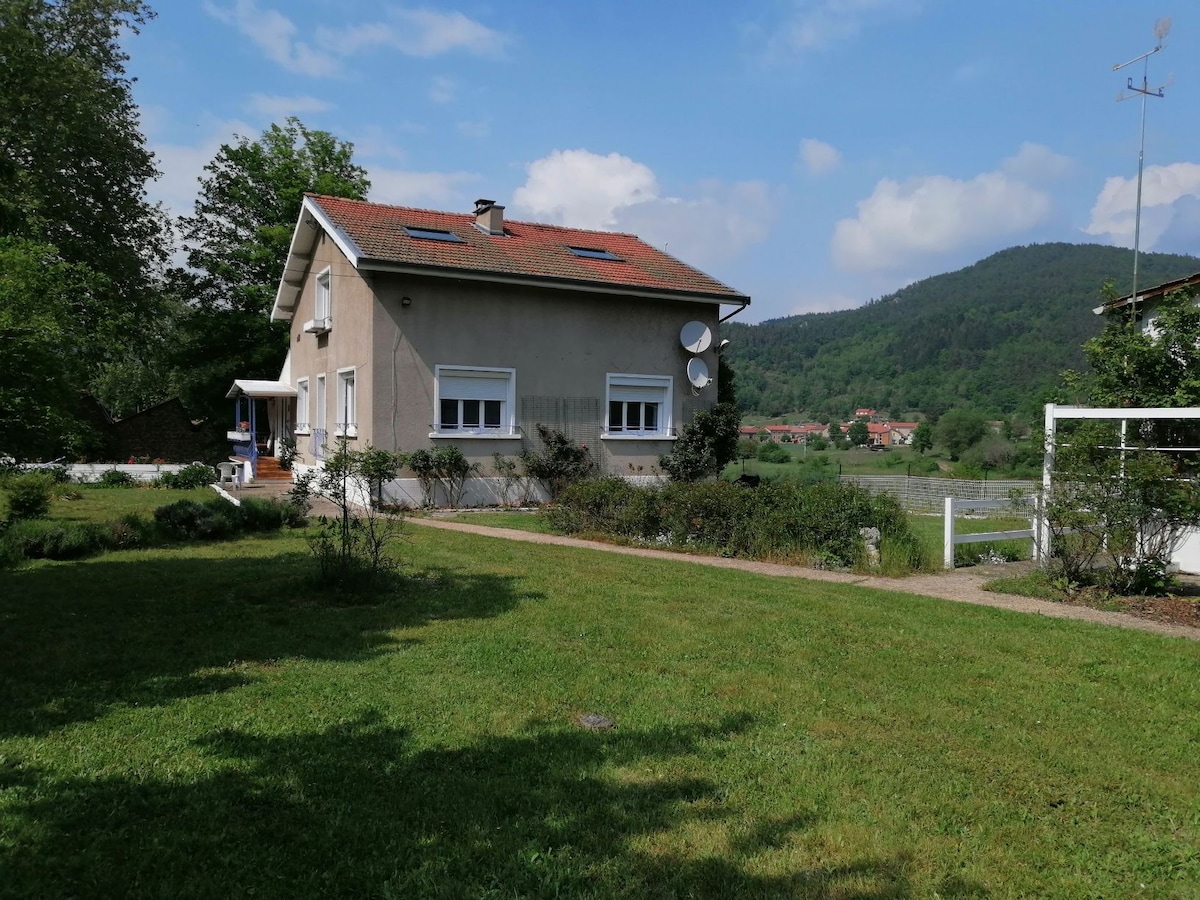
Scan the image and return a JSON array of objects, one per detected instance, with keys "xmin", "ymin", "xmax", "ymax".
[
  {"xmin": 1, "ymin": 497, "xmax": 304, "ymax": 567},
  {"xmin": 547, "ymin": 477, "xmax": 929, "ymax": 571}
]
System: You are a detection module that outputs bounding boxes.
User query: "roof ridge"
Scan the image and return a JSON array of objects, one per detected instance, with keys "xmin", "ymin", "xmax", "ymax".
[{"xmin": 306, "ymin": 193, "xmax": 640, "ymax": 239}]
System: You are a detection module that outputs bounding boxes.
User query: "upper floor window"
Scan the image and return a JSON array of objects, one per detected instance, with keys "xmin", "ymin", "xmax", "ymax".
[
  {"xmin": 605, "ymin": 374, "xmax": 672, "ymax": 438},
  {"xmin": 315, "ymin": 268, "xmax": 332, "ymax": 324},
  {"xmin": 335, "ymin": 368, "xmax": 356, "ymax": 438},
  {"xmin": 433, "ymin": 366, "xmax": 516, "ymax": 437},
  {"xmin": 295, "ymin": 378, "xmax": 310, "ymax": 434}
]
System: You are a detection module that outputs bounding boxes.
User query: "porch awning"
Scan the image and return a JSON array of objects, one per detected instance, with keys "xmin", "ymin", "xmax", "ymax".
[{"xmin": 225, "ymin": 379, "xmax": 298, "ymax": 399}]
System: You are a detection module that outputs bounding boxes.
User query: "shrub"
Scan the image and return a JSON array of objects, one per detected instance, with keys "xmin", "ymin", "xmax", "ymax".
[
  {"xmin": 158, "ymin": 463, "xmax": 216, "ymax": 489},
  {"xmin": 755, "ymin": 442, "xmax": 791, "ymax": 464},
  {"xmin": 5, "ymin": 474, "xmax": 53, "ymax": 521},
  {"xmin": 108, "ymin": 513, "xmax": 158, "ymax": 550},
  {"xmin": 659, "ymin": 402, "xmax": 741, "ymax": 482},
  {"xmin": 97, "ymin": 468, "xmax": 135, "ymax": 488},
  {"xmin": 239, "ymin": 497, "xmax": 287, "ymax": 532},
  {"xmin": 521, "ymin": 426, "xmax": 594, "ymax": 499},
  {"xmin": 153, "ymin": 498, "xmax": 239, "ymax": 542},
  {"xmin": 2, "ymin": 519, "xmax": 108, "ymax": 560},
  {"xmin": 551, "ymin": 478, "xmax": 929, "ymax": 571}
]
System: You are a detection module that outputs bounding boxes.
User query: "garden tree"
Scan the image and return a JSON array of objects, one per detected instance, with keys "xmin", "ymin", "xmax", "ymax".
[
  {"xmin": 171, "ymin": 118, "xmax": 370, "ymax": 425},
  {"xmin": 1073, "ymin": 286, "xmax": 1200, "ymax": 457},
  {"xmin": 847, "ymin": 420, "xmax": 869, "ymax": 447},
  {"xmin": 717, "ymin": 352, "xmax": 738, "ymax": 406},
  {"xmin": 911, "ymin": 421, "xmax": 933, "ymax": 454},
  {"xmin": 827, "ymin": 421, "xmax": 842, "ymax": 443},
  {"xmin": 659, "ymin": 402, "xmax": 741, "ymax": 482},
  {"xmin": 0, "ymin": 0, "xmax": 175, "ymax": 420},
  {"xmin": 0, "ymin": 238, "xmax": 106, "ymax": 459},
  {"xmin": 934, "ymin": 408, "xmax": 988, "ymax": 460}
]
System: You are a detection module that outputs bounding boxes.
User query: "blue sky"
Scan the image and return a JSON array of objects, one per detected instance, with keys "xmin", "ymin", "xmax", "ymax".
[{"xmin": 129, "ymin": 1, "xmax": 1200, "ymax": 323}]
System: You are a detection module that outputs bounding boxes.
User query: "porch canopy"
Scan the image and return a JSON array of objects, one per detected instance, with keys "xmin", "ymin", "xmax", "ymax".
[{"xmin": 225, "ymin": 380, "xmax": 297, "ymax": 399}]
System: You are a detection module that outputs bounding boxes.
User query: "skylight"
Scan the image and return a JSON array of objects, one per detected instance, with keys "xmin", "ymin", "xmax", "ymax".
[
  {"xmin": 568, "ymin": 246, "xmax": 622, "ymax": 261},
  {"xmin": 404, "ymin": 226, "xmax": 464, "ymax": 243}
]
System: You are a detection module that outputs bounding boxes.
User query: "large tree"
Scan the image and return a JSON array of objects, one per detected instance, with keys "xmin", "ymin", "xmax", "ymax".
[
  {"xmin": 171, "ymin": 118, "xmax": 370, "ymax": 423},
  {"xmin": 0, "ymin": 0, "xmax": 174, "ymax": 448}
]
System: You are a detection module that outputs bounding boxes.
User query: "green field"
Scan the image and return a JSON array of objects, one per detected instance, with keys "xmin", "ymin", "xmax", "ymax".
[{"xmin": 2, "ymin": 520, "xmax": 1198, "ymax": 897}]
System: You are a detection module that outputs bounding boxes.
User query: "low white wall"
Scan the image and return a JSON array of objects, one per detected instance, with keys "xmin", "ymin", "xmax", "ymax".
[
  {"xmin": 68, "ymin": 463, "xmax": 187, "ymax": 483},
  {"xmin": 1169, "ymin": 526, "xmax": 1200, "ymax": 575}
]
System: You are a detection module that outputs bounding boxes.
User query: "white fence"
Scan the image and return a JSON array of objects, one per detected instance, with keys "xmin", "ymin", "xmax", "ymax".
[
  {"xmin": 67, "ymin": 463, "xmax": 188, "ymax": 483},
  {"xmin": 839, "ymin": 475, "xmax": 1035, "ymax": 513},
  {"xmin": 943, "ymin": 496, "xmax": 1039, "ymax": 569}
]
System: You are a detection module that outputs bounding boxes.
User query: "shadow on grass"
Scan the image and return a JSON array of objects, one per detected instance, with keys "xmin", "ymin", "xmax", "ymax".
[
  {"xmin": 0, "ymin": 711, "xmax": 967, "ymax": 899},
  {"xmin": 0, "ymin": 547, "xmax": 538, "ymax": 737}
]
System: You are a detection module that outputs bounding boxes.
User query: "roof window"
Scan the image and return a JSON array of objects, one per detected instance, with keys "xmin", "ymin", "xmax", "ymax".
[
  {"xmin": 568, "ymin": 246, "xmax": 622, "ymax": 261},
  {"xmin": 404, "ymin": 226, "xmax": 465, "ymax": 243}
]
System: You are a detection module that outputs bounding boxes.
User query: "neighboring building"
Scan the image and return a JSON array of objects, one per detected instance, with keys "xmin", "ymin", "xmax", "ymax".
[
  {"xmin": 228, "ymin": 195, "xmax": 749, "ymax": 504},
  {"xmin": 854, "ymin": 407, "xmax": 878, "ymax": 420},
  {"xmin": 886, "ymin": 422, "xmax": 919, "ymax": 445},
  {"xmin": 1094, "ymin": 271, "xmax": 1200, "ymax": 326}
]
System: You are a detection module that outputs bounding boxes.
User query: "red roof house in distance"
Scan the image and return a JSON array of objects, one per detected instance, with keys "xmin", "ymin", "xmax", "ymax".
[
  {"xmin": 228, "ymin": 195, "xmax": 750, "ymax": 503},
  {"xmin": 854, "ymin": 408, "xmax": 878, "ymax": 420}
]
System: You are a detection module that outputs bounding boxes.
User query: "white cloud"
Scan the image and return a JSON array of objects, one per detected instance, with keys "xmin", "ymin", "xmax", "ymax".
[
  {"xmin": 367, "ymin": 168, "xmax": 480, "ymax": 209},
  {"xmin": 457, "ymin": 119, "xmax": 491, "ymax": 139},
  {"xmin": 1085, "ymin": 162, "xmax": 1200, "ymax": 249},
  {"xmin": 318, "ymin": 9, "xmax": 507, "ymax": 59},
  {"xmin": 429, "ymin": 76, "xmax": 456, "ymax": 104},
  {"xmin": 511, "ymin": 149, "xmax": 776, "ymax": 269},
  {"xmin": 799, "ymin": 138, "xmax": 842, "ymax": 175},
  {"xmin": 768, "ymin": 0, "xmax": 921, "ymax": 55},
  {"xmin": 789, "ymin": 289, "xmax": 865, "ymax": 315},
  {"xmin": 207, "ymin": 3, "xmax": 507, "ymax": 77},
  {"xmin": 146, "ymin": 118, "xmax": 258, "ymax": 223},
  {"xmin": 832, "ymin": 162, "xmax": 1054, "ymax": 273},
  {"xmin": 204, "ymin": 0, "xmax": 339, "ymax": 77},
  {"xmin": 512, "ymin": 150, "xmax": 659, "ymax": 230},
  {"xmin": 1001, "ymin": 142, "xmax": 1073, "ymax": 183},
  {"xmin": 245, "ymin": 94, "xmax": 332, "ymax": 118}
]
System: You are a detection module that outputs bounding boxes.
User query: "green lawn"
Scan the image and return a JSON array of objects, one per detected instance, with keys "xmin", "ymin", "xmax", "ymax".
[
  {"xmin": 2, "ymin": 526, "xmax": 1198, "ymax": 897},
  {"xmin": 430, "ymin": 509, "xmax": 557, "ymax": 534},
  {"xmin": 46, "ymin": 485, "xmax": 216, "ymax": 522}
]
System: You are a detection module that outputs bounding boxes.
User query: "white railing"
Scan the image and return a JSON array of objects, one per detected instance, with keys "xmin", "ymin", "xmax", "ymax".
[{"xmin": 943, "ymin": 496, "xmax": 1040, "ymax": 569}]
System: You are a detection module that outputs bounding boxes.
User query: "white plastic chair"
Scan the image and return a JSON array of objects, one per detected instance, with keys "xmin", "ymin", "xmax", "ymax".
[{"xmin": 217, "ymin": 461, "xmax": 239, "ymax": 489}]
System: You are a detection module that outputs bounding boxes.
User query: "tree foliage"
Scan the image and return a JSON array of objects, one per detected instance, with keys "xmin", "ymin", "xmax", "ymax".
[
  {"xmin": 725, "ymin": 243, "xmax": 1199, "ymax": 420},
  {"xmin": 911, "ymin": 422, "xmax": 933, "ymax": 454},
  {"xmin": 0, "ymin": 0, "xmax": 174, "ymax": 437},
  {"xmin": 171, "ymin": 118, "xmax": 370, "ymax": 424},
  {"xmin": 847, "ymin": 420, "xmax": 869, "ymax": 447},
  {"xmin": 659, "ymin": 402, "xmax": 741, "ymax": 482},
  {"xmin": 934, "ymin": 408, "xmax": 988, "ymax": 460}
]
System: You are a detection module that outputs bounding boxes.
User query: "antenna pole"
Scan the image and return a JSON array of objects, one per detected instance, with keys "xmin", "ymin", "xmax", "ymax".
[{"xmin": 1114, "ymin": 19, "xmax": 1170, "ymax": 316}]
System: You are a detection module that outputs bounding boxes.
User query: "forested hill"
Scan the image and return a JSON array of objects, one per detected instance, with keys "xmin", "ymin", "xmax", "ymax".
[{"xmin": 724, "ymin": 243, "xmax": 1200, "ymax": 421}]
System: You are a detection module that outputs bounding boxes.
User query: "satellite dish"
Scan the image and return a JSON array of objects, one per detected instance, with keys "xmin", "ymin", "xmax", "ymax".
[
  {"xmin": 686, "ymin": 357, "xmax": 711, "ymax": 389},
  {"xmin": 680, "ymin": 321, "xmax": 712, "ymax": 353}
]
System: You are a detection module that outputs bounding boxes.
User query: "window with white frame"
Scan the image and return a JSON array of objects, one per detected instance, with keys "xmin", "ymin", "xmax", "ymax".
[
  {"xmin": 315, "ymin": 374, "xmax": 327, "ymax": 434},
  {"xmin": 315, "ymin": 268, "xmax": 332, "ymax": 326},
  {"xmin": 335, "ymin": 368, "xmax": 356, "ymax": 437},
  {"xmin": 606, "ymin": 374, "xmax": 672, "ymax": 437},
  {"xmin": 434, "ymin": 366, "xmax": 515, "ymax": 436},
  {"xmin": 295, "ymin": 379, "xmax": 310, "ymax": 434}
]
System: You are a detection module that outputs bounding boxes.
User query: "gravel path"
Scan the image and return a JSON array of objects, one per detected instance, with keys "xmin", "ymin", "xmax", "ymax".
[{"xmin": 409, "ymin": 517, "xmax": 1200, "ymax": 643}]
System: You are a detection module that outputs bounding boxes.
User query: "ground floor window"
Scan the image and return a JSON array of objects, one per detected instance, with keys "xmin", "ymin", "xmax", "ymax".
[
  {"xmin": 605, "ymin": 374, "xmax": 672, "ymax": 437},
  {"xmin": 434, "ymin": 366, "xmax": 516, "ymax": 435},
  {"xmin": 335, "ymin": 368, "xmax": 356, "ymax": 437}
]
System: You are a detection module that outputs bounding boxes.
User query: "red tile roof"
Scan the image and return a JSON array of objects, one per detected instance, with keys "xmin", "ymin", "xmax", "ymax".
[{"xmin": 310, "ymin": 194, "xmax": 748, "ymax": 302}]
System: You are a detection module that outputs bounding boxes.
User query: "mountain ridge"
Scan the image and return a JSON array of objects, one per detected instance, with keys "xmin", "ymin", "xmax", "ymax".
[{"xmin": 724, "ymin": 242, "xmax": 1200, "ymax": 421}]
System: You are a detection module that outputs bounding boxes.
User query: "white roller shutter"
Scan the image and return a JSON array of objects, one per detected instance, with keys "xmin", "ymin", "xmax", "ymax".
[{"xmin": 439, "ymin": 372, "xmax": 509, "ymax": 401}]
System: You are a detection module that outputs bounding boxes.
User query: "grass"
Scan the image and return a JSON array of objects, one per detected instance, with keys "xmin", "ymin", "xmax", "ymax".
[
  {"xmin": 430, "ymin": 509, "xmax": 557, "ymax": 534},
  {"xmin": 2, "ymin": 524, "xmax": 1200, "ymax": 897},
  {"xmin": 43, "ymin": 484, "xmax": 216, "ymax": 522}
]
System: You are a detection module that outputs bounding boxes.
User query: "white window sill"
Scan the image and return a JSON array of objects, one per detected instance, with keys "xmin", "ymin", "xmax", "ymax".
[
  {"xmin": 601, "ymin": 433, "xmax": 677, "ymax": 441},
  {"xmin": 333, "ymin": 431, "xmax": 358, "ymax": 439},
  {"xmin": 429, "ymin": 431, "xmax": 521, "ymax": 440},
  {"xmin": 294, "ymin": 428, "xmax": 311, "ymax": 436}
]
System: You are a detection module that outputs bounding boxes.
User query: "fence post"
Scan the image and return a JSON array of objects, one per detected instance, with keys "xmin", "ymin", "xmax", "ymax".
[{"xmin": 944, "ymin": 496, "xmax": 956, "ymax": 569}]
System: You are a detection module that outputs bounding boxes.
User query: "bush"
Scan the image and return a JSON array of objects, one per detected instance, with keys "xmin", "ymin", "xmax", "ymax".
[
  {"xmin": 755, "ymin": 442, "xmax": 791, "ymax": 464},
  {"xmin": 551, "ymin": 478, "xmax": 929, "ymax": 571},
  {"xmin": 153, "ymin": 498, "xmax": 240, "ymax": 542},
  {"xmin": 97, "ymin": 468, "xmax": 135, "ymax": 488},
  {"xmin": 5, "ymin": 474, "xmax": 53, "ymax": 521},
  {"xmin": 158, "ymin": 463, "xmax": 216, "ymax": 489},
  {"xmin": 239, "ymin": 497, "xmax": 287, "ymax": 532},
  {"xmin": 659, "ymin": 402, "xmax": 741, "ymax": 482},
  {"xmin": 2, "ymin": 519, "xmax": 108, "ymax": 560},
  {"xmin": 521, "ymin": 426, "xmax": 594, "ymax": 499}
]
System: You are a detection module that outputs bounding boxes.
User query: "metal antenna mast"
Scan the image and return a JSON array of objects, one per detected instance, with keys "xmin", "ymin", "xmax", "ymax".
[{"xmin": 1113, "ymin": 17, "xmax": 1171, "ymax": 315}]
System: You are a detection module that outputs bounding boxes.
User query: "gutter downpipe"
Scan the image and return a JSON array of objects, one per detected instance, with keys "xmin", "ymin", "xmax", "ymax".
[{"xmin": 719, "ymin": 301, "xmax": 750, "ymax": 324}]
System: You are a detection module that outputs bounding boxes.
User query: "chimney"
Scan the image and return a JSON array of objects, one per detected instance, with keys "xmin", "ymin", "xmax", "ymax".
[{"xmin": 474, "ymin": 198, "xmax": 505, "ymax": 236}]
